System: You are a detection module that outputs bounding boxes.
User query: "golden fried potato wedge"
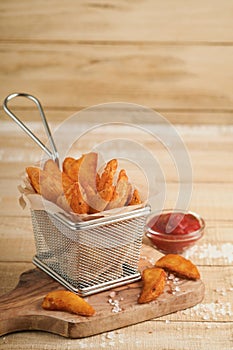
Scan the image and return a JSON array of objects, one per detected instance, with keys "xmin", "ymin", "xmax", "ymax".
[
  {"xmin": 129, "ymin": 188, "xmax": 142, "ymax": 206},
  {"xmin": 63, "ymin": 156, "xmax": 84, "ymax": 182},
  {"xmin": 96, "ymin": 159, "xmax": 117, "ymax": 204},
  {"xmin": 138, "ymin": 267, "xmax": 166, "ymax": 304},
  {"xmin": 42, "ymin": 290, "xmax": 95, "ymax": 316},
  {"xmin": 65, "ymin": 155, "xmax": 85, "ymax": 182},
  {"xmin": 26, "ymin": 152, "xmax": 143, "ymax": 215},
  {"xmin": 106, "ymin": 169, "xmax": 132, "ymax": 210},
  {"xmin": 26, "ymin": 167, "xmax": 42, "ymax": 194},
  {"xmin": 99, "ymin": 185, "xmax": 115, "ymax": 203},
  {"xmin": 63, "ymin": 157, "xmax": 75, "ymax": 175},
  {"xmin": 65, "ymin": 182, "xmax": 89, "ymax": 214},
  {"xmin": 97, "ymin": 159, "xmax": 118, "ymax": 192},
  {"xmin": 155, "ymin": 254, "xmax": 200, "ymax": 280},
  {"xmin": 62, "ymin": 172, "xmax": 74, "ymax": 193}
]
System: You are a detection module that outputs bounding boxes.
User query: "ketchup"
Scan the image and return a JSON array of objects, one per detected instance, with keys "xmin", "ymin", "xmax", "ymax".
[
  {"xmin": 150, "ymin": 212, "xmax": 201, "ymax": 235},
  {"xmin": 146, "ymin": 212, "xmax": 202, "ymax": 254}
]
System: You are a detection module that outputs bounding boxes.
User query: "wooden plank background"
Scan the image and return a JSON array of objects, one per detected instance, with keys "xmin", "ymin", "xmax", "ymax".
[
  {"xmin": 0, "ymin": 0, "xmax": 233, "ymax": 124},
  {"xmin": 0, "ymin": 1, "xmax": 233, "ymax": 349}
]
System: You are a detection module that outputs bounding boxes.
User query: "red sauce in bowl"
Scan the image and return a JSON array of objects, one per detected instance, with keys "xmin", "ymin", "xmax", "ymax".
[
  {"xmin": 150, "ymin": 212, "xmax": 201, "ymax": 235},
  {"xmin": 146, "ymin": 211, "xmax": 204, "ymax": 254}
]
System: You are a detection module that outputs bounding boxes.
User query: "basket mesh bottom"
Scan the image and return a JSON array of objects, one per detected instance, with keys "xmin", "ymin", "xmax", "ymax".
[{"xmin": 31, "ymin": 209, "xmax": 148, "ymax": 294}]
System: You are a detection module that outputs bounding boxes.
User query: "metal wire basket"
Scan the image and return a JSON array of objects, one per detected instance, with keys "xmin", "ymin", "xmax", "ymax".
[
  {"xmin": 31, "ymin": 206, "xmax": 150, "ymax": 295},
  {"xmin": 3, "ymin": 93, "xmax": 151, "ymax": 296}
]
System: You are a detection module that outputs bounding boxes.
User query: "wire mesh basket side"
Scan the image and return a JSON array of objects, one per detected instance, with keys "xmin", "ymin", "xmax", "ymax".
[{"xmin": 31, "ymin": 208, "xmax": 148, "ymax": 292}]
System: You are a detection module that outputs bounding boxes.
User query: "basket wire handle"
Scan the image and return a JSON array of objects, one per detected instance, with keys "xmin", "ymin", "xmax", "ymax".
[{"xmin": 3, "ymin": 92, "xmax": 59, "ymax": 166}]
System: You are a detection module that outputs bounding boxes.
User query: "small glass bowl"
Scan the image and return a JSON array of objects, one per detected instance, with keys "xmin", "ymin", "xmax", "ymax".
[{"xmin": 145, "ymin": 209, "xmax": 205, "ymax": 254}]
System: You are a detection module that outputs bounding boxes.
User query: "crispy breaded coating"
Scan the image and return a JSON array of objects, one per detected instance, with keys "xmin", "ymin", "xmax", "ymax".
[
  {"xmin": 42, "ymin": 290, "xmax": 95, "ymax": 316},
  {"xmin": 138, "ymin": 267, "xmax": 166, "ymax": 304},
  {"xmin": 129, "ymin": 188, "xmax": 142, "ymax": 206},
  {"xmin": 63, "ymin": 156, "xmax": 85, "ymax": 182},
  {"xmin": 106, "ymin": 169, "xmax": 132, "ymax": 210},
  {"xmin": 155, "ymin": 254, "xmax": 200, "ymax": 280},
  {"xmin": 26, "ymin": 167, "xmax": 42, "ymax": 194},
  {"xmin": 26, "ymin": 153, "xmax": 143, "ymax": 214}
]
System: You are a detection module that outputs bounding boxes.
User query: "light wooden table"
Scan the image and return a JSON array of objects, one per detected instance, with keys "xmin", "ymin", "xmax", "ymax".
[{"xmin": 0, "ymin": 1, "xmax": 232, "ymax": 349}]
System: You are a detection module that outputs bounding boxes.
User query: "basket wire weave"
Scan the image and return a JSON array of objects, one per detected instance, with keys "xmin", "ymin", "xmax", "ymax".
[{"xmin": 31, "ymin": 206, "xmax": 150, "ymax": 295}]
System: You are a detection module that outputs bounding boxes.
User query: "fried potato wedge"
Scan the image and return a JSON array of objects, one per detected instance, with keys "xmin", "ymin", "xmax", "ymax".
[
  {"xmin": 97, "ymin": 159, "xmax": 118, "ymax": 192},
  {"xmin": 62, "ymin": 172, "xmax": 74, "ymax": 193},
  {"xmin": 96, "ymin": 158, "xmax": 117, "ymax": 203},
  {"xmin": 138, "ymin": 267, "xmax": 166, "ymax": 304},
  {"xmin": 65, "ymin": 182, "xmax": 89, "ymax": 214},
  {"xmin": 26, "ymin": 167, "xmax": 42, "ymax": 194},
  {"xmin": 42, "ymin": 290, "xmax": 95, "ymax": 316},
  {"xmin": 106, "ymin": 169, "xmax": 132, "ymax": 210},
  {"xmin": 63, "ymin": 157, "xmax": 75, "ymax": 175},
  {"xmin": 155, "ymin": 254, "xmax": 200, "ymax": 280},
  {"xmin": 64, "ymin": 156, "xmax": 85, "ymax": 182},
  {"xmin": 129, "ymin": 188, "xmax": 142, "ymax": 206},
  {"xmin": 26, "ymin": 152, "xmax": 143, "ymax": 215}
]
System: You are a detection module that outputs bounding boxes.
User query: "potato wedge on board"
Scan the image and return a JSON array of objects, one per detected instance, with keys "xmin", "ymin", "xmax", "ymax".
[
  {"xmin": 42, "ymin": 290, "xmax": 95, "ymax": 316},
  {"xmin": 138, "ymin": 267, "xmax": 166, "ymax": 304},
  {"xmin": 155, "ymin": 254, "xmax": 200, "ymax": 280}
]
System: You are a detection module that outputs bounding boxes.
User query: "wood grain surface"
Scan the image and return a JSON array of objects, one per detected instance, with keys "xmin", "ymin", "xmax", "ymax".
[{"xmin": 0, "ymin": 0, "xmax": 232, "ymax": 349}]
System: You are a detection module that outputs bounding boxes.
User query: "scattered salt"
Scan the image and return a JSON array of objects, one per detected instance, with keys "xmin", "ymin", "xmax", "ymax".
[
  {"xmin": 106, "ymin": 332, "xmax": 114, "ymax": 339},
  {"xmin": 108, "ymin": 295, "xmax": 122, "ymax": 313},
  {"xmin": 184, "ymin": 243, "xmax": 233, "ymax": 264},
  {"xmin": 181, "ymin": 302, "xmax": 232, "ymax": 320},
  {"xmin": 109, "ymin": 291, "xmax": 116, "ymax": 298},
  {"xmin": 168, "ymin": 273, "xmax": 175, "ymax": 280}
]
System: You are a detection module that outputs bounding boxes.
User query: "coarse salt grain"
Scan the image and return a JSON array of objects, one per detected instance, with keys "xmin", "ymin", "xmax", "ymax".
[
  {"xmin": 109, "ymin": 291, "xmax": 116, "ymax": 299},
  {"xmin": 168, "ymin": 273, "xmax": 175, "ymax": 280},
  {"xmin": 108, "ymin": 296, "xmax": 122, "ymax": 313},
  {"xmin": 181, "ymin": 302, "xmax": 232, "ymax": 320},
  {"xmin": 184, "ymin": 243, "xmax": 233, "ymax": 264}
]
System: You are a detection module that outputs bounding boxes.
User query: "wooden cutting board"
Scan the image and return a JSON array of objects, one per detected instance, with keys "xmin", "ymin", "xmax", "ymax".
[{"xmin": 0, "ymin": 245, "xmax": 204, "ymax": 338}]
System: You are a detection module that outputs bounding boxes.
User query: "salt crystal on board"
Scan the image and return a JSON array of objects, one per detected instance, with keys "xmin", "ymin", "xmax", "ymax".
[{"xmin": 109, "ymin": 291, "xmax": 116, "ymax": 298}]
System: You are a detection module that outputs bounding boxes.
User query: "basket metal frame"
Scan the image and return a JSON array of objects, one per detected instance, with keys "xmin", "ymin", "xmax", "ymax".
[{"xmin": 32, "ymin": 206, "xmax": 151, "ymax": 296}]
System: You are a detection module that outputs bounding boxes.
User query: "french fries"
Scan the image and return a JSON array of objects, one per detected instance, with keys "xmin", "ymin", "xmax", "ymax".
[
  {"xmin": 42, "ymin": 290, "xmax": 95, "ymax": 316},
  {"xmin": 26, "ymin": 152, "xmax": 143, "ymax": 215}
]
